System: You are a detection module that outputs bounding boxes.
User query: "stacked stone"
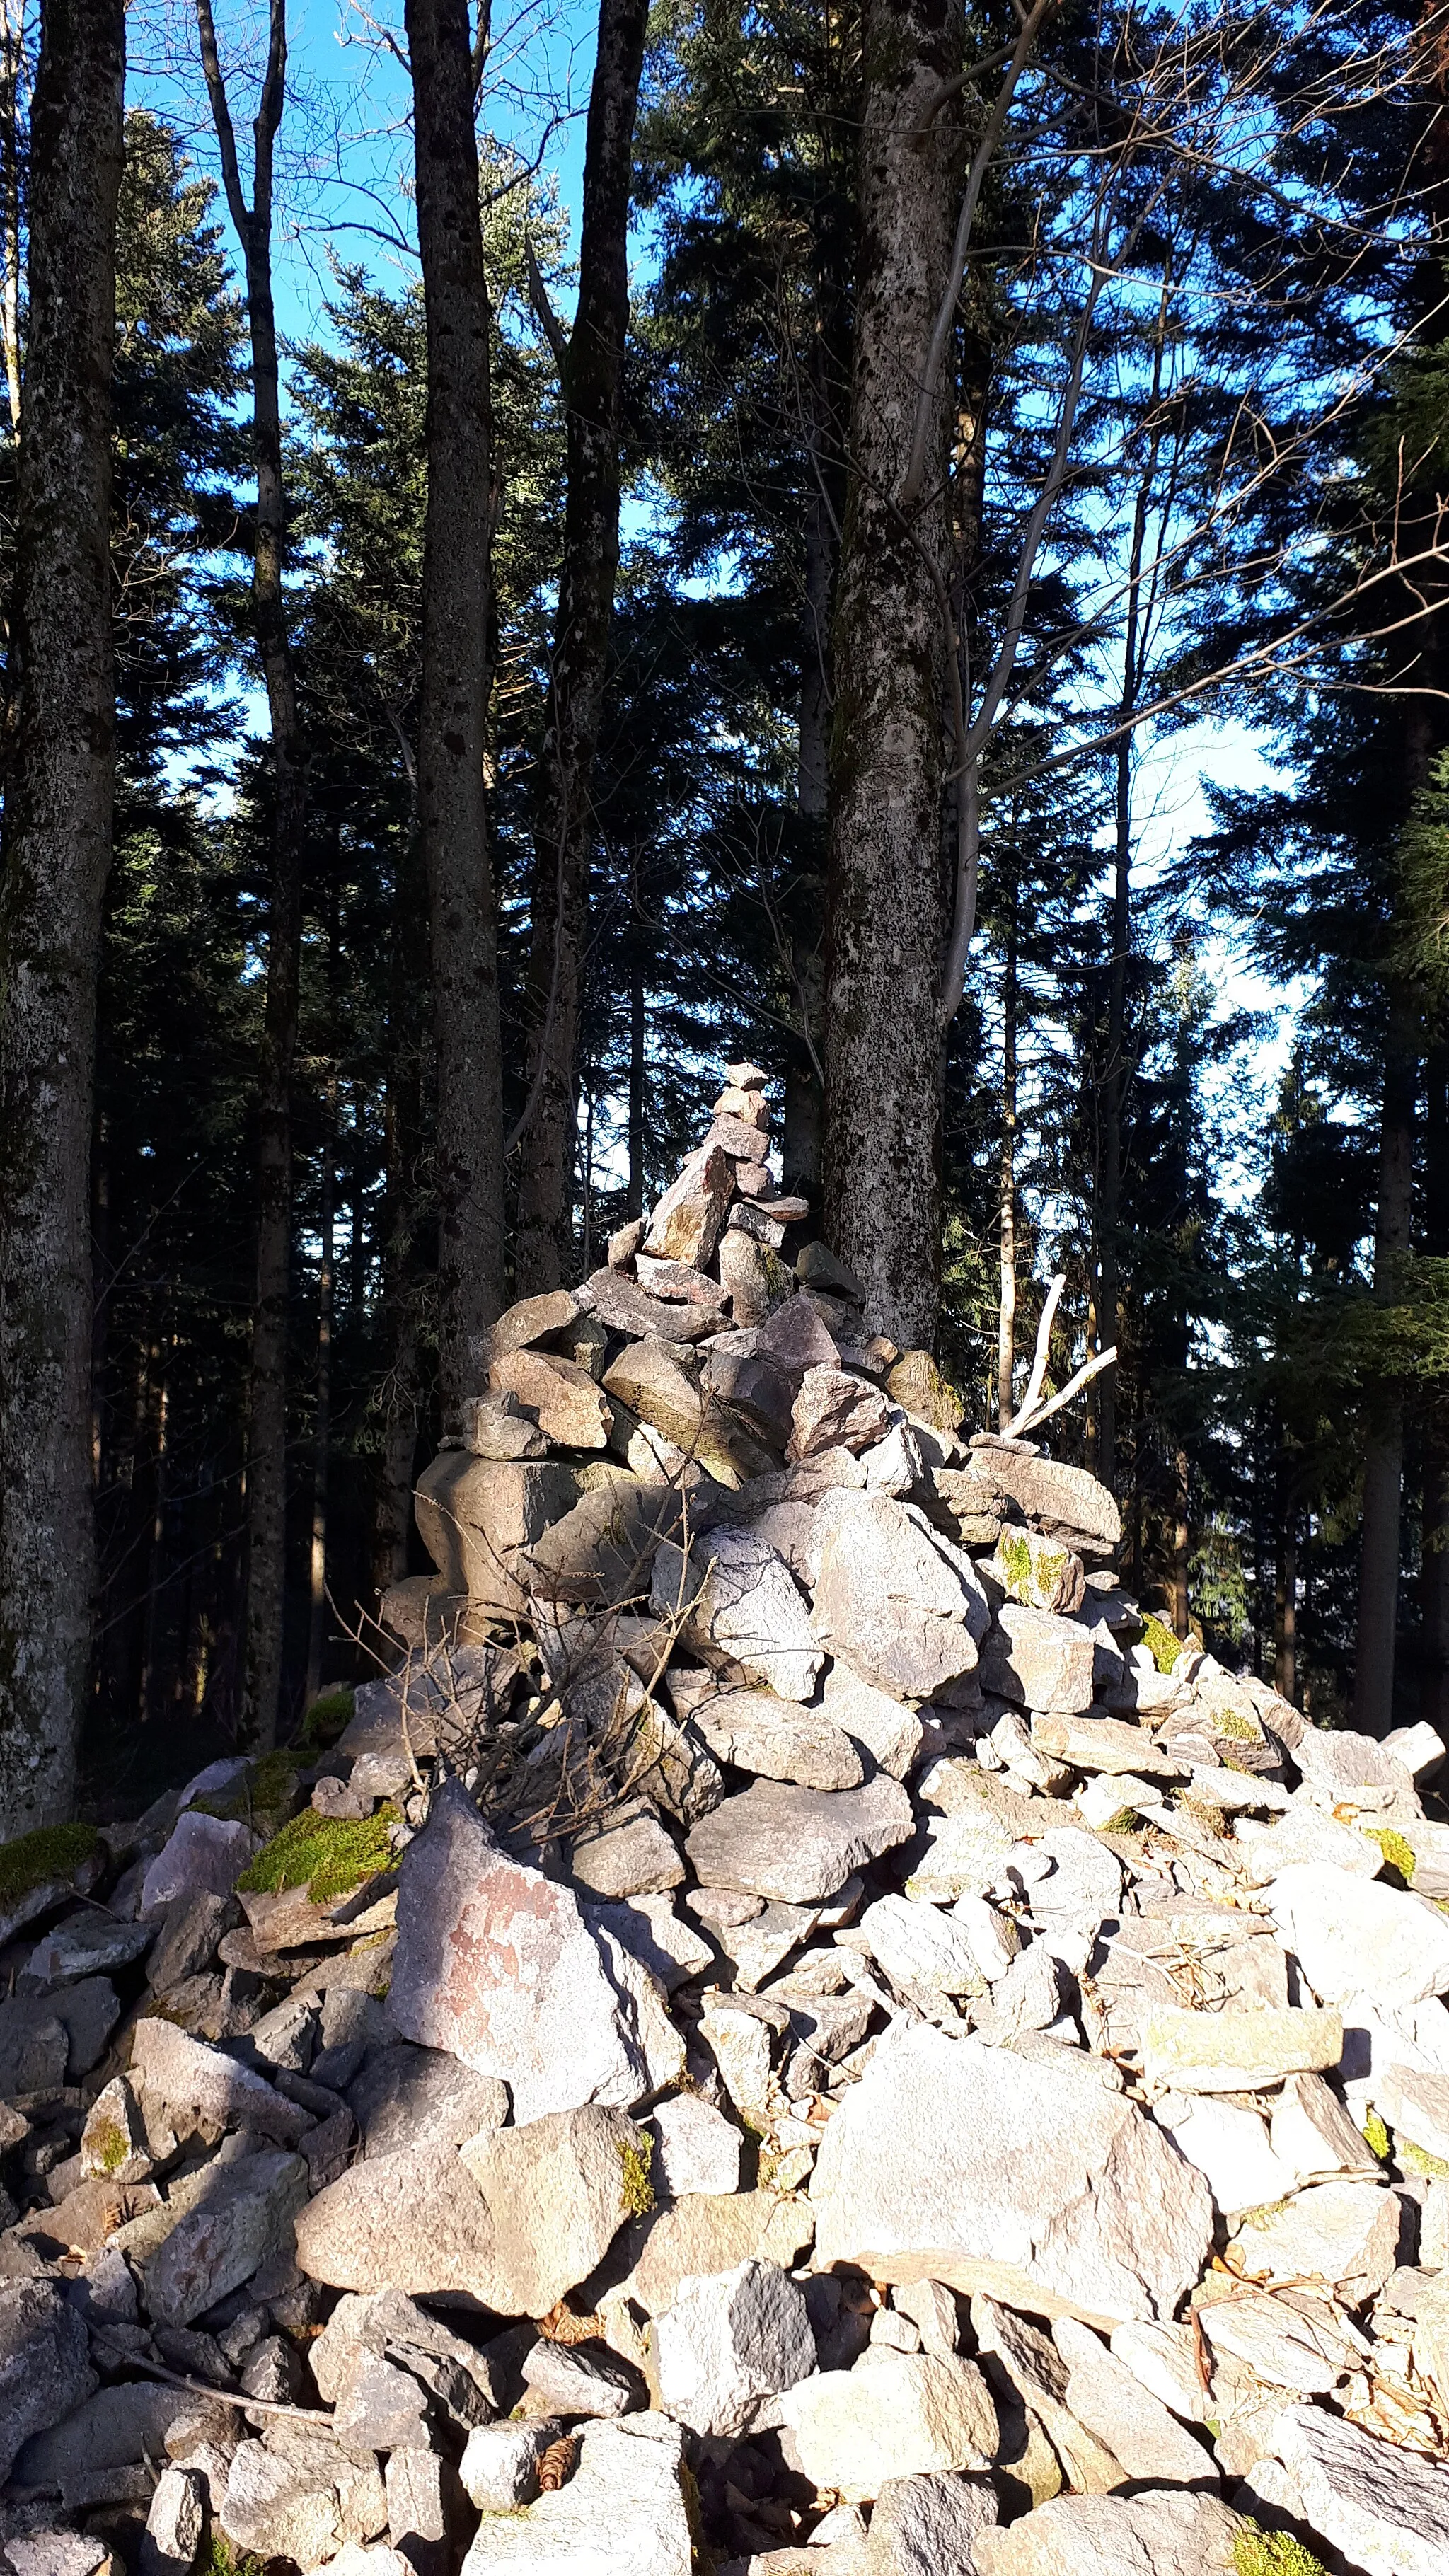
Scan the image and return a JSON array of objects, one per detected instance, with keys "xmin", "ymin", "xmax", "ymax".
[{"xmin": 4, "ymin": 1073, "xmax": 1449, "ymax": 2576}]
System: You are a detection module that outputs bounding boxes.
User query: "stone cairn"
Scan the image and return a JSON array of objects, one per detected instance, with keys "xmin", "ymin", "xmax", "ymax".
[{"xmin": 4, "ymin": 1071, "xmax": 1449, "ymax": 2576}]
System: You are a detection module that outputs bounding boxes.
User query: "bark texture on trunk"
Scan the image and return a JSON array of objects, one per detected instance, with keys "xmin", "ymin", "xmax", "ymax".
[
  {"xmin": 1421, "ymin": 1049, "xmax": 1449, "ymax": 1728},
  {"xmin": 0, "ymin": 0, "xmax": 125, "ymax": 1836},
  {"xmin": 305, "ymin": 1074, "xmax": 336, "ymax": 1708},
  {"xmin": 408, "ymin": 0, "xmax": 505, "ymax": 1405},
  {"xmin": 1353, "ymin": 1012, "xmax": 1415, "ymax": 1733},
  {"xmin": 197, "ymin": 0, "xmax": 307, "ymax": 1750},
  {"xmin": 822, "ymin": 0, "xmax": 960, "ymax": 1347},
  {"xmin": 996, "ymin": 902, "xmax": 1017, "ymax": 1428},
  {"xmin": 512, "ymin": 0, "xmax": 648, "ymax": 1296}
]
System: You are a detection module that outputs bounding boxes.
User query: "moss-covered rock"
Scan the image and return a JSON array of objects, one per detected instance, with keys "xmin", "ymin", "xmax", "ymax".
[
  {"xmin": 236, "ymin": 1801, "xmax": 402, "ymax": 1907},
  {"xmin": 299, "ymin": 1685, "xmax": 356, "ymax": 1748},
  {"xmin": 1363, "ymin": 1825, "xmax": 1416, "ymax": 1885},
  {"xmin": 193, "ymin": 1749, "xmax": 299, "ymax": 1841},
  {"xmin": 1141, "ymin": 1613, "xmax": 1184, "ymax": 1674},
  {"xmin": 0, "ymin": 1819, "xmax": 100, "ymax": 1912},
  {"xmin": 1232, "ymin": 2519, "xmax": 1328, "ymax": 2576}
]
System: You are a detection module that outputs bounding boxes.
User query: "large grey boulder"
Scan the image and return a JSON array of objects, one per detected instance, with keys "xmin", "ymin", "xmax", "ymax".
[
  {"xmin": 0, "ymin": 2280, "xmax": 97, "ymax": 2483},
  {"xmin": 345, "ymin": 2043, "xmax": 509, "ymax": 2160},
  {"xmin": 778, "ymin": 2347, "xmax": 998, "ymax": 2502},
  {"xmin": 974, "ymin": 2491, "xmax": 1246, "ymax": 2576},
  {"xmin": 1051, "ymin": 2318, "xmax": 1216, "ymax": 2486},
  {"xmin": 809, "ymin": 1492, "xmax": 991, "ymax": 1702},
  {"xmin": 458, "ymin": 2106, "xmax": 652, "ymax": 2315},
  {"xmin": 652, "ymin": 2256, "xmax": 816, "ymax": 2435},
  {"xmin": 652, "ymin": 1527, "xmax": 824, "ymax": 1702},
  {"xmin": 966, "ymin": 1447, "xmax": 1121, "ymax": 1552},
  {"xmin": 129, "ymin": 2017, "xmax": 311, "ymax": 2145},
  {"xmin": 144, "ymin": 2147, "xmax": 310, "ymax": 2327},
  {"xmin": 1273, "ymin": 2402, "xmax": 1449, "ymax": 2576},
  {"xmin": 294, "ymin": 2145, "xmax": 503, "ymax": 2306},
  {"xmin": 413, "ymin": 1452, "xmax": 578, "ymax": 1614},
  {"xmin": 461, "ymin": 2416, "xmax": 695, "ymax": 2575},
  {"xmin": 15, "ymin": 2384, "xmax": 195, "ymax": 2502},
  {"xmin": 686, "ymin": 1777, "xmax": 913, "ymax": 1904},
  {"xmin": 387, "ymin": 1780, "xmax": 654, "ymax": 2120},
  {"xmin": 810, "ymin": 2022, "xmax": 1213, "ymax": 2326}
]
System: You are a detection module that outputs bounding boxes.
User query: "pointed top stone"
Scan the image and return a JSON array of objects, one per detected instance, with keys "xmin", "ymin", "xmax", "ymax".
[{"xmin": 724, "ymin": 1060, "xmax": 767, "ymax": 1090}]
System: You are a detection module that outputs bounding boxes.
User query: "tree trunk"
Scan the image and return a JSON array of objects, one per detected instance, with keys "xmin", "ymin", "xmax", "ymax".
[
  {"xmin": 0, "ymin": 0, "xmax": 125, "ymax": 1838},
  {"xmin": 997, "ymin": 900, "xmax": 1017, "ymax": 1428},
  {"xmin": 196, "ymin": 0, "xmax": 307, "ymax": 1751},
  {"xmin": 1276, "ymin": 1505, "xmax": 1298, "ymax": 1704},
  {"xmin": 407, "ymin": 0, "xmax": 505, "ymax": 1406},
  {"xmin": 1353, "ymin": 1008, "xmax": 1416, "ymax": 1733},
  {"xmin": 626, "ymin": 947, "xmax": 646, "ymax": 1219},
  {"xmin": 514, "ymin": 0, "xmax": 650, "ymax": 1297},
  {"xmin": 305, "ymin": 1074, "xmax": 336, "ymax": 1709},
  {"xmin": 822, "ymin": 0, "xmax": 961, "ymax": 1348},
  {"xmin": 781, "ymin": 369, "xmax": 837, "ymax": 1199},
  {"xmin": 1422, "ymin": 1049, "xmax": 1449, "ymax": 1727},
  {"xmin": 0, "ymin": 0, "xmax": 23, "ymax": 438}
]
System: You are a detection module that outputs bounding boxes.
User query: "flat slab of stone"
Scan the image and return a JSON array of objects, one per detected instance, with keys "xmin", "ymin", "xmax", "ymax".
[
  {"xmin": 1226, "ymin": 2178, "xmax": 1404, "ymax": 2302},
  {"xmin": 686, "ymin": 1777, "xmax": 913, "ymax": 1904},
  {"xmin": 458, "ymin": 2106, "xmax": 651, "ymax": 2315},
  {"xmin": 477, "ymin": 1289, "xmax": 582, "ymax": 1372},
  {"xmin": 966, "ymin": 1448, "xmax": 1121, "ymax": 1549},
  {"xmin": 295, "ymin": 2143, "xmax": 504, "ymax": 2306},
  {"xmin": 129, "ymin": 2017, "xmax": 310, "ymax": 2144},
  {"xmin": 689, "ymin": 1687, "xmax": 864, "ymax": 1791},
  {"xmin": 779, "ymin": 2348, "xmax": 997, "ymax": 2502},
  {"xmin": 974, "ymin": 2490, "xmax": 1245, "ymax": 2576},
  {"xmin": 1140, "ymin": 2004, "xmax": 1343, "ymax": 2091},
  {"xmin": 1269, "ymin": 1863, "xmax": 1449, "ymax": 2009},
  {"xmin": 979, "ymin": 1604, "xmax": 1096, "ymax": 1714},
  {"xmin": 387, "ymin": 1781, "xmax": 652, "ymax": 2120},
  {"xmin": 810, "ymin": 2022, "xmax": 1213, "ymax": 2326},
  {"xmin": 144, "ymin": 2147, "xmax": 309, "ymax": 2326}
]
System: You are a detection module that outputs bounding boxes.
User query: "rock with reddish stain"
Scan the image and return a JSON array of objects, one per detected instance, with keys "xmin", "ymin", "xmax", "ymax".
[{"xmin": 386, "ymin": 1780, "xmax": 654, "ymax": 2122}]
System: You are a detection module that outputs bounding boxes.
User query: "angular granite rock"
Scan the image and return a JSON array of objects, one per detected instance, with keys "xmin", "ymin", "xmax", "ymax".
[
  {"xmin": 0, "ymin": 2280, "xmax": 97, "ymax": 2483},
  {"xmin": 974, "ymin": 2490, "xmax": 1245, "ymax": 2576},
  {"xmin": 1269, "ymin": 1862, "xmax": 1449, "ymax": 2010},
  {"xmin": 1273, "ymin": 2401, "xmax": 1449, "ymax": 2576},
  {"xmin": 810, "ymin": 1492, "xmax": 991, "ymax": 1702},
  {"xmin": 387, "ymin": 1780, "xmax": 653, "ymax": 2120},
  {"xmin": 461, "ymin": 2417, "xmax": 695, "ymax": 2575},
  {"xmin": 652, "ymin": 2256, "xmax": 816, "ymax": 2435},
  {"xmin": 780, "ymin": 2347, "xmax": 998, "ymax": 2502},
  {"xmin": 810, "ymin": 2023, "xmax": 1213, "ymax": 2326},
  {"xmin": 686, "ymin": 1777, "xmax": 913, "ymax": 1905}
]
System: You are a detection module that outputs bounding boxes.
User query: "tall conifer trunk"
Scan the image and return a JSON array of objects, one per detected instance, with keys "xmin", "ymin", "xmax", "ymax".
[
  {"xmin": 1353, "ymin": 1008, "xmax": 1415, "ymax": 1733},
  {"xmin": 407, "ymin": 0, "xmax": 505, "ymax": 1402},
  {"xmin": 196, "ymin": 0, "xmax": 306, "ymax": 1748},
  {"xmin": 0, "ymin": 0, "xmax": 125, "ymax": 1836},
  {"xmin": 822, "ymin": 0, "xmax": 960, "ymax": 1346},
  {"xmin": 514, "ymin": 0, "xmax": 649, "ymax": 1295}
]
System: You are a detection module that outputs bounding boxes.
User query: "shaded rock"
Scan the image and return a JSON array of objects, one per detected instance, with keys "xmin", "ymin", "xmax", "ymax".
[
  {"xmin": 413, "ymin": 1453, "xmax": 579, "ymax": 1615},
  {"xmin": 0, "ymin": 2280, "xmax": 97, "ymax": 2483},
  {"xmin": 461, "ymin": 2416, "xmax": 695, "ymax": 2575},
  {"xmin": 690, "ymin": 1687, "xmax": 864, "ymax": 1791},
  {"xmin": 584, "ymin": 1264, "xmax": 722, "ymax": 1343},
  {"xmin": 1274, "ymin": 2401, "xmax": 1449, "ymax": 2576},
  {"xmin": 653, "ymin": 2256, "xmax": 815, "ymax": 2435},
  {"xmin": 1269, "ymin": 1862, "xmax": 1449, "ymax": 2008},
  {"xmin": 0, "ymin": 1996, "xmax": 67, "ymax": 2096},
  {"xmin": 140, "ymin": 1813, "xmax": 254, "ymax": 1915},
  {"xmin": 821, "ymin": 1663, "xmax": 924, "ymax": 1779},
  {"xmin": 385, "ymin": 2444, "xmax": 451, "ymax": 2576},
  {"xmin": 887, "ymin": 1352, "xmax": 963, "ymax": 1433},
  {"xmin": 779, "ymin": 2347, "xmax": 997, "ymax": 2502},
  {"xmin": 585, "ymin": 1891, "xmax": 715, "ymax": 1994},
  {"xmin": 25, "ymin": 1911, "xmax": 153, "ymax": 1986},
  {"xmin": 811, "ymin": 2022, "xmax": 1213, "ymax": 2325},
  {"xmin": 459, "ymin": 2106, "xmax": 653, "ymax": 2315},
  {"xmin": 979, "ymin": 1604, "xmax": 1096, "ymax": 1715},
  {"xmin": 16, "ymin": 2384, "xmax": 193, "ymax": 2497},
  {"xmin": 790, "ymin": 1368, "xmax": 891, "ymax": 1460},
  {"xmin": 346, "ymin": 2042, "xmax": 508, "ymax": 2160},
  {"xmin": 146, "ymin": 1892, "xmax": 233, "ymax": 1994},
  {"xmin": 129, "ymin": 2016, "xmax": 309, "ymax": 2144},
  {"xmin": 810, "ymin": 1493, "xmax": 990, "ymax": 1702},
  {"xmin": 145, "ymin": 2148, "xmax": 310, "ymax": 2327},
  {"xmin": 974, "ymin": 2490, "xmax": 1246, "ymax": 2576},
  {"xmin": 686, "ymin": 1777, "xmax": 913, "ymax": 1904},
  {"xmin": 718, "ymin": 1228, "xmax": 794, "ymax": 1327},
  {"xmin": 489, "ymin": 1348, "xmax": 612, "ymax": 1448},
  {"xmin": 387, "ymin": 1781, "xmax": 652, "ymax": 2120},
  {"xmin": 458, "ymin": 1390, "xmax": 551, "ymax": 1461}
]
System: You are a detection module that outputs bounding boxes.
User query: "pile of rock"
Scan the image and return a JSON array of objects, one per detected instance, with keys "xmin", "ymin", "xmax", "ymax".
[{"xmin": 4, "ymin": 1072, "xmax": 1449, "ymax": 2576}]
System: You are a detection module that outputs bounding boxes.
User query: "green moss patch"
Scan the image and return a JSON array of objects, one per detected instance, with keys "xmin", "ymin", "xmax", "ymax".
[
  {"xmin": 0, "ymin": 1820, "xmax": 100, "ymax": 1910},
  {"xmin": 1363, "ymin": 1825, "xmax": 1416, "ymax": 1885},
  {"xmin": 237, "ymin": 1802, "xmax": 401, "ymax": 1907},
  {"xmin": 617, "ymin": 2135, "xmax": 655, "ymax": 2218},
  {"xmin": 89, "ymin": 2115, "xmax": 131, "ymax": 2174},
  {"xmin": 195, "ymin": 1749, "xmax": 299, "ymax": 1841},
  {"xmin": 301, "ymin": 1686, "xmax": 357, "ymax": 1748},
  {"xmin": 1361, "ymin": 2110, "xmax": 1391, "ymax": 2160},
  {"xmin": 1212, "ymin": 1706, "xmax": 1262, "ymax": 1743},
  {"xmin": 1232, "ymin": 2522, "xmax": 1328, "ymax": 2576},
  {"xmin": 1399, "ymin": 2137, "xmax": 1449, "ymax": 2179},
  {"xmin": 196, "ymin": 2539, "xmax": 266, "ymax": 2576},
  {"xmin": 1141, "ymin": 1613, "xmax": 1184, "ymax": 1674}
]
